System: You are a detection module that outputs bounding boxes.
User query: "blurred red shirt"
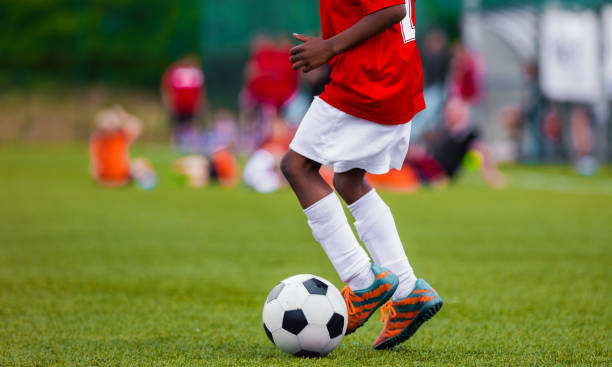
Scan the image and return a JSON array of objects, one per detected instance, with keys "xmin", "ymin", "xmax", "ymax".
[
  {"xmin": 449, "ymin": 49, "xmax": 482, "ymax": 103},
  {"xmin": 162, "ymin": 65, "xmax": 205, "ymax": 117},
  {"xmin": 318, "ymin": 0, "xmax": 426, "ymax": 125},
  {"xmin": 245, "ymin": 44, "xmax": 298, "ymax": 109}
]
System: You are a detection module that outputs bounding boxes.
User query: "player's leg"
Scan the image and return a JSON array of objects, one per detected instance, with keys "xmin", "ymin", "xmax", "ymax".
[
  {"xmin": 335, "ymin": 169, "xmax": 442, "ymax": 348},
  {"xmin": 284, "ymin": 97, "xmax": 399, "ymax": 336},
  {"xmin": 309, "ymin": 169, "xmax": 396, "ymax": 335},
  {"xmin": 279, "ymin": 149, "xmax": 332, "ymax": 209},
  {"xmin": 333, "ymin": 168, "xmax": 417, "ymax": 300},
  {"xmin": 279, "ymin": 150, "xmax": 372, "ymax": 291}
]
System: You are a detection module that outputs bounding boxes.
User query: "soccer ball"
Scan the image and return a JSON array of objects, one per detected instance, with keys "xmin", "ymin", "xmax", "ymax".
[{"xmin": 262, "ymin": 274, "xmax": 348, "ymax": 357}]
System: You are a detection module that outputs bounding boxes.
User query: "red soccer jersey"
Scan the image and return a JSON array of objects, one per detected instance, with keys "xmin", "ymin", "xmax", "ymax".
[
  {"xmin": 163, "ymin": 65, "xmax": 205, "ymax": 117},
  {"xmin": 318, "ymin": 0, "xmax": 425, "ymax": 125},
  {"xmin": 246, "ymin": 44, "xmax": 298, "ymax": 109}
]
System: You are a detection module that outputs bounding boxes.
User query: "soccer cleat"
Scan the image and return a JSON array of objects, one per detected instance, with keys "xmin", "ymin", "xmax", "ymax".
[
  {"xmin": 341, "ymin": 263, "xmax": 399, "ymax": 335},
  {"xmin": 373, "ymin": 278, "xmax": 443, "ymax": 350}
]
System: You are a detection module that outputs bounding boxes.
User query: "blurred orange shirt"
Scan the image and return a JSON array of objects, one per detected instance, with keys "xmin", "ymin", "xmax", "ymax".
[{"xmin": 90, "ymin": 130, "xmax": 133, "ymax": 185}]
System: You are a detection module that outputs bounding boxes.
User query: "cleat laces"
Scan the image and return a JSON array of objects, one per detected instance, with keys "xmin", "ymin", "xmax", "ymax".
[
  {"xmin": 380, "ymin": 301, "xmax": 397, "ymax": 323},
  {"xmin": 341, "ymin": 285, "xmax": 357, "ymax": 315}
]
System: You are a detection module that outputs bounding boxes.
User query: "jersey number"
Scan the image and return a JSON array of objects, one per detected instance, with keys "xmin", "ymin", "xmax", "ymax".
[{"xmin": 400, "ymin": 0, "xmax": 415, "ymax": 43}]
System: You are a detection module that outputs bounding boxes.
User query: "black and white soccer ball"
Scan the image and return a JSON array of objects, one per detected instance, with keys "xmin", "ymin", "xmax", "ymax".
[{"xmin": 262, "ymin": 274, "xmax": 348, "ymax": 357}]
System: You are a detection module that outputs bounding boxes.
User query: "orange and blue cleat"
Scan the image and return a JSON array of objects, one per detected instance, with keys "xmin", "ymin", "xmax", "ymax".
[
  {"xmin": 373, "ymin": 278, "xmax": 443, "ymax": 349},
  {"xmin": 342, "ymin": 263, "xmax": 399, "ymax": 335}
]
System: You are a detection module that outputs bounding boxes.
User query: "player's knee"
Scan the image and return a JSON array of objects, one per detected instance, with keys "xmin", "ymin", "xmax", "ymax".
[
  {"xmin": 333, "ymin": 170, "xmax": 368, "ymax": 199},
  {"xmin": 280, "ymin": 152, "xmax": 302, "ymax": 183},
  {"xmin": 281, "ymin": 151, "xmax": 320, "ymax": 184},
  {"xmin": 332, "ymin": 174, "xmax": 349, "ymax": 195}
]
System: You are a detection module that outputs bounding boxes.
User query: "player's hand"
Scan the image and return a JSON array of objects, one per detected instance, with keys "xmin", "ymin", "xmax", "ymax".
[{"xmin": 290, "ymin": 33, "xmax": 336, "ymax": 73}]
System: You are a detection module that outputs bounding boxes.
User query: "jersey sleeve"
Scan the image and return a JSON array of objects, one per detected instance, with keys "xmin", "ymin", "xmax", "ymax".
[{"xmin": 360, "ymin": 0, "xmax": 406, "ymax": 16}]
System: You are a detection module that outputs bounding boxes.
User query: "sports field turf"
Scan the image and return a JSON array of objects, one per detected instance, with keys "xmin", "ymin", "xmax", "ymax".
[{"xmin": 1, "ymin": 145, "xmax": 611, "ymax": 366}]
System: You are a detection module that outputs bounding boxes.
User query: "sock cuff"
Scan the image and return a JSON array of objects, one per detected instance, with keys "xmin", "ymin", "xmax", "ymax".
[
  {"xmin": 350, "ymin": 190, "xmax": 393, "ymax": 240},
  {"xmin": 347, "ymin": 188, "xmax": 376, "ymax": 214},
  {"xmin": 348, "ymin": 189, "xmax": 390, "ymax": 220},
  {"xmin": 304, "ymin": 192, "xmax": 341, "ymax": 221},
  {"xmin": 304, "ymin": 192, "xmax": 348, "ymax": 242}
]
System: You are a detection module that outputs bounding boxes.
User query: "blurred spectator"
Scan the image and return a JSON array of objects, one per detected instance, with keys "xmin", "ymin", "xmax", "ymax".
[
  {"xmin": 540, "ymin": 104, "xmax": 565, "ymax": 161},
  {"xmin": 501, "ymin": 64, "xmax": 544, "ymax": 163},
  {"xmin": 174, "ymin": 149, "xmax": 240, "ymax": 188},
  {"xmin": 243, "ymin": 117, "xmax": 295, "ymax": 193},
  {"xmin": 570, "ymin": 105, "xmax": 598, "ymax": 175},
  {"xmin": 240, "ymin": 35, "xmax": 299, "ymax": 149},
  {"xmin": 162, "ymin": 56, "xmax": 207, "ymax": 152},
  {"xmin": 368, "ymin": 99, "xmax": 505, "ymax": 192},
  {"xmin": 412, "ymin": 30, "xmax": 451, "ymax": 140},
  {"xmin": 449, "ymin": 42, "xmax": 483, "ymax": 104},
  {"xmin": 89, "ymin": 106, "xmax": 156, "ymax": 189},
  {"xmin": 202, "ymin": 110, "xmax": 239, "ymax": 154},
  {"xmin": 422, "ymin": 30, "xmax": 451, "ymax": 89},
  {"xmin": 535, "ymin": 102, "xmax": 598, "ymax": 175},
  {"xmin": 519, "ymin": 64, "xmax": 543, "ymax": 162}
]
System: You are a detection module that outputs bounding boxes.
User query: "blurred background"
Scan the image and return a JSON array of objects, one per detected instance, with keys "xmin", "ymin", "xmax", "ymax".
[{"xmin": 2, "ymin": 0, "xmax": 611, "ymax": 178}]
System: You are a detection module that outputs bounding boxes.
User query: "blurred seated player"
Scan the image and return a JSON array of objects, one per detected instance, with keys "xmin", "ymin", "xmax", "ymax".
[
  {"xmin": 174, "ymin": 149, "xmax": 240, "ymax": 188},
  {"xmin": 243, "ymin": 117, "xmax": 296, "ymax": 193},
  {"xmin": 161, "ymin": 56, "xmax": 206, "ymax": 152},
  {"xmin": 89, "ymin": 106, "xmax": 156, "ymax": 189},
  {"xmin": 240, "ymin": 35, "xmax": 299, "ymax": 148},
  {"xmin": 367, "ymin": 99, "xmax": 505, "ymax": 192}
]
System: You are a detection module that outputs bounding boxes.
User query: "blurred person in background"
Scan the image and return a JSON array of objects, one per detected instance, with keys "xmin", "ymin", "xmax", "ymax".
[
  {"xmin": 411, "ymin": 29, "xmax": 451, "ymax": 140},
  {"xmin": 409, "ymin": 98, "xmax": 504, "ymax": 187},
  {"xmin": 500, "ymin": 64, "xmax": 544, "ymax": 163},
  {"xmin": 89, "ymin": 106, "xmax": 156, "ymax": 189},
  {"xmin": 570, "ymin": 105, "xmax": 598, "ymax": 175},
  {"xmin": 240, "ymin": 35, "xmax": 299, "ymax": 149},
  {"xmin": 201, "ymin": 110, "xmax": 239, "ymax": 154},
  {"xmin": 540, "ymin": 104, "xmax": 565, "ymax": 161},
  {"xmin": 448, "ymin": 42, "xmax": 483, "ymax": 105},
  {"xmin": 369, "ymin": 98, "xmax": 504, "ymax": 192},
  {"xmin": 243, "ymin": 117, "xmax": 296, "ymax": 193},
  {"xmin": 174, "ymin": 149, "xmax": 240, "ymax": 188},
  {"xmin": 518, "ymin": 64, "xmax": 543, "ymax": 162},
  {"xmin": 161, "ymin": 55, "xmax": 207, "ymax": 153},
  {"xmin": 284, "ymin": 65, "xmax": 331, "ymax": 126},
  {"xmin": 536, "ymin": 102, "xmax": 598, "ymax": 175}
]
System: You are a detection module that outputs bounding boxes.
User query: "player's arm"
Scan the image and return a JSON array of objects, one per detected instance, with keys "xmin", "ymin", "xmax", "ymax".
[{"xmin": 290, "ymin": 4, "xmax": 406, "ymax": 73}]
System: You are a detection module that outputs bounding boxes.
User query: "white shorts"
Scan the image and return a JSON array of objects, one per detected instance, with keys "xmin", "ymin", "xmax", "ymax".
[{"xmin": 289, "ymin": 97, "xmax": 412, "ymax": 174}]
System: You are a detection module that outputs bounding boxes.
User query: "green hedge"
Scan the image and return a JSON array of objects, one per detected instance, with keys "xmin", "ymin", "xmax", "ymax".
[{"xmin": 0, "ymin": 0, "xmax": 199, "ymax": 87}]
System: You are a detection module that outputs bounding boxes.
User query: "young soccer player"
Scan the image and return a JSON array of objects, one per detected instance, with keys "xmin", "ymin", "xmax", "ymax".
[{"xmin": 281, "ymin": 0, "xmax": 442, "ymax": 349}]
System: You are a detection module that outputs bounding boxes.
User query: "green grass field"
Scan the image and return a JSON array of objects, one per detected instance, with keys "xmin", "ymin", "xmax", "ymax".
[{"xmin": 1, "ymin": 145, "xmax": 611, "ymax": 366}]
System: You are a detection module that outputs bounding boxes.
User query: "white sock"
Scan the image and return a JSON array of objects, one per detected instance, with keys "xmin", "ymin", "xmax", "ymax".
[
  {"xmin": 348, "ymin": 189, "xmax": 417, "ymax": 300},
  {"xmin": 304, "ymin": 192, "xmax": 374, "ymax": 290}
]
